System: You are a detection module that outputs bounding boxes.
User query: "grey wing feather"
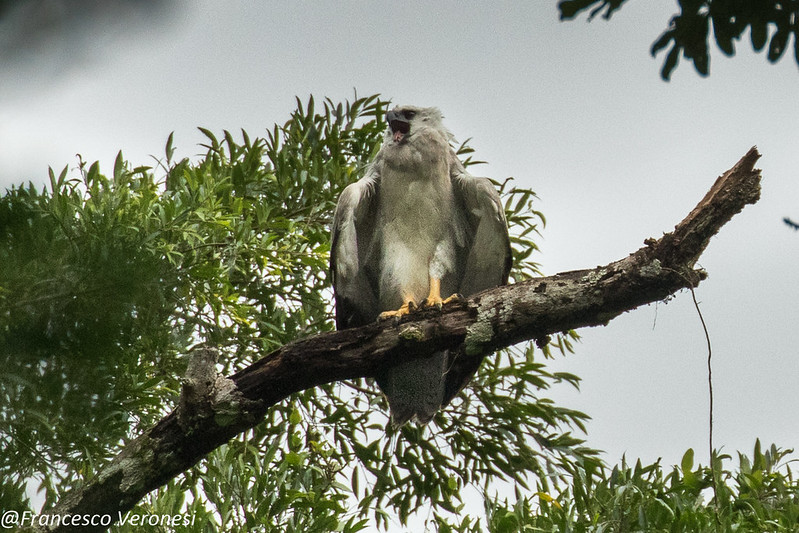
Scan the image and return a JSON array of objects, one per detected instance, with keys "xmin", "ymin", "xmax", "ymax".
[
  {"xmin": 450, "ymin": 153, "xmax": 512, "ymax": 296},
  {"xmin": 444, "ymin": 152, "xmax": 512, "ymax": 407},
  {"xmin": 330, "ymin": 167, "xmax": 381, "ymax": 329}
]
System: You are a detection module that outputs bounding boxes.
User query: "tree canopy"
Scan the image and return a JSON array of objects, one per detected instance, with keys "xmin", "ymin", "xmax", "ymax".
[
  {"xmin": 1, "ymin": 95, "xmax": 593, "ymax": 531},
  {"xmin": 1, "ymin": 95, "xmax": 797, "ymax": 532},
  {"xmin": 559, "ymin": 0, "xmax": 799, "ymax": 80}
]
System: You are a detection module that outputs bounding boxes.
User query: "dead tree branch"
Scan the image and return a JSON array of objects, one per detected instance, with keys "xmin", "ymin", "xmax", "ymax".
[{"xmin": 30, "ymin": 147, "xmax": 762, "ymax": 532}]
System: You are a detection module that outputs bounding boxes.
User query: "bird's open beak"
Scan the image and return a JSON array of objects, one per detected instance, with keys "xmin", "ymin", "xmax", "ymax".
[{"xmin": 386, "ymin": 110, "xmax": 410, "ymax": 142}]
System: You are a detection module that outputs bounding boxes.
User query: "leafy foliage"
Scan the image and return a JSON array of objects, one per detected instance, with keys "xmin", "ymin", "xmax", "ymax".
[
  {"xmin": 558, "ymin": 0, "xmax": 799, "ymax": 80},
  {"xmin": 2, "ymin": 94, "xmax": 797, "ymax": 532},
  {"xmin": 483, "ymin": 440, "xmax": 799, "ymax": 532},
  {"xmin": 0, "ymin": 94, "xmax": 591, "ymax": 530}
]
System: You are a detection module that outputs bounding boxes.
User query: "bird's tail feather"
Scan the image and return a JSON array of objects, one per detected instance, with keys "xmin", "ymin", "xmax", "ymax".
[{"xmin": 377, "ymin": 350, "xmax": 448, "ymax": 428}]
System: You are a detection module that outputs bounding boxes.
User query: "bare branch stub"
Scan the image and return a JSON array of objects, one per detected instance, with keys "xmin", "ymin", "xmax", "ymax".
[{"xmin": 656, "ymin": 146, "xmax": 762, "ymax": 268}]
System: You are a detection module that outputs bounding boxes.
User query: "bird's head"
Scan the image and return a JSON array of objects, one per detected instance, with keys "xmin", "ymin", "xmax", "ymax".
[{"xmin": 385, "ymin": 105, "xmax": 447, "ymax": 144}]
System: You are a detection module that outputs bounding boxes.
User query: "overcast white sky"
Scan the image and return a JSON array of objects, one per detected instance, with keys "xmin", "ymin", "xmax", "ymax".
[{"xmin": 2, "ymin": 0, "xmax": 798, "ymax": 496}]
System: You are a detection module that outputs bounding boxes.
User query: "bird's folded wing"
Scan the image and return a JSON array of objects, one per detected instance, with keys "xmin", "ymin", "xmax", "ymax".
[
  {"xmin": 330, "ymin": 169, "xmax": 380, "ymax": 329},
  {"xmin": 450, "ymin": 154, "xmax": 512, "ymax": 296}
]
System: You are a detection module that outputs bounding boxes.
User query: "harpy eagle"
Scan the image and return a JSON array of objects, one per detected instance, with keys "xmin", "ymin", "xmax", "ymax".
[{"xmin": 330, "ymin": 105, "xmax": 511, "ymax": 426}]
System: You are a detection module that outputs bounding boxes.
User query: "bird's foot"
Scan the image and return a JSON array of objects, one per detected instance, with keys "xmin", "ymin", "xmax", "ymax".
[
  {"xmin": 378, "ymin": 300, "xmax": 417, "ymax": 320},
  {"xmin": 422, "ymin": 293, "xmax": 461, "ymax": 309}
]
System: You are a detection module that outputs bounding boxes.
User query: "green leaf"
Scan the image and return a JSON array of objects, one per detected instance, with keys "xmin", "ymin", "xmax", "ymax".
[
  {"xmin": 558, "ymin": 0, "xmax": 599, "ymax": 20},
  {"xmin": 768, "ymin": 27, "xmax": 789, "ymax": 62},
  {"xmin": 713, "ymin": 18, "xmax": 735, "ymax": 56},
  {"xmin": 692, "ymin": 48, "xmax": 709, "ymax": 76},
  {"xmin": 284, "ymin": 451, "xmax": 303, "ymax": 467},
  {"xmin": 650, "ymin": 28, "xmax": 675, "ymax": 57},
  {"xmin": 751, "ymin": 20, "xmax": 768, "ymax": 51},
  {"xmin": 661, "ymin": 45, "xmax": 681, "ymax": 80},
  {"xmin": 289, "ymin": 407, "xmax": 302, "ymax": 425},
  {"xmin": 165, "ymin": 131, "xmax": 175, "ymax": 163},
  {"xmin": 681, "ymin": 448, "xmax": 694, "ymax": 473}
]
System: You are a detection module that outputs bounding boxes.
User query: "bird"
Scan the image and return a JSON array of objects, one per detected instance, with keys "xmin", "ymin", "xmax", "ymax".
[{"xmin": 330, "ymin": 105, "xmax": 511, "ymax": 427}]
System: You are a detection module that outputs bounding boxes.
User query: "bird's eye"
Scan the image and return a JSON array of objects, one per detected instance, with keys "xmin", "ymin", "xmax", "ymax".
[{"xmin": 403, "ymin": 110, "xmax": 416, "ymax": 119}]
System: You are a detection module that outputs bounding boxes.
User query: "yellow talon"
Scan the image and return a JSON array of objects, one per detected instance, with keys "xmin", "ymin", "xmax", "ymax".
[
  {"xmin": 378, "ymin": 278, "xmax": 460, "ymax": 320},
  {"xmin": 423, "ymin": 278, "xmax": 459, "ymax": 308},
  {"xmin": 379, "ymin": 299, "xmax": 416, "ymax": 320}
]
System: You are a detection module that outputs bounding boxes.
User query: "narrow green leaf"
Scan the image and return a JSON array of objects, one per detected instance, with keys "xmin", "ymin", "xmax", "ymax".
[
  {"xmin": 681, "ymin": 448, "xmax": 694, "ymax": 473},
  {"xmin": 113, "ymin": 151, "xmax": 124, "ymax": 184},
  {"xmin": 165, "ymin": 131, "xmax": 175, "ymax": 162},
  {"xmin": 661, "ymin": 45, "xmax": 681, "ymax": 81},
  {"xmin": 768, "ymin": 28, "xmax": 789, "ymax": 62},
  {"xmin": 751, "ymin": 20, "xmax": 768, "ymax": 51}
]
